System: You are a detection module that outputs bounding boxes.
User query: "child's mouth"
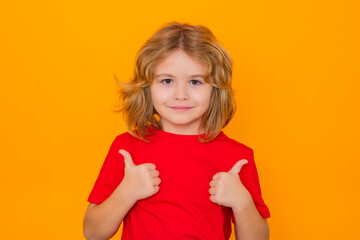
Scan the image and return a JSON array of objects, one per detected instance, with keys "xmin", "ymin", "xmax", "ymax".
[{"xmin": 170, "ymin": 106, "xmax": 193, "ymax": 112}]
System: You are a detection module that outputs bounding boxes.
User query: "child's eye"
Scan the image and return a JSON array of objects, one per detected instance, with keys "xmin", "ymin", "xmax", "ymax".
[
  {"xmin": 161, "ymin": 79, "xmax": 173, "ymax": 84},
  {"xmin": 190, "ymin": 79, "xmax": 202, "ymax": 85}
]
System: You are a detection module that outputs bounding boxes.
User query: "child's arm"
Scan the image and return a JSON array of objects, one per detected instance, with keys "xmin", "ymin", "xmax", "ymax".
[
  {"xmin": 232, "ymin": 201, "xmax": 269, "ymax": 240},
  {"xmin": 83, "ymin": 150, "xmax": 161, "ymax": 240},
  {"xmin": 209, "ymin": 160, "xmax": 269, "ymax": 240},
  {"xmin": 83, "ymin": 183, "xmax": 137, "ymax": 240}
]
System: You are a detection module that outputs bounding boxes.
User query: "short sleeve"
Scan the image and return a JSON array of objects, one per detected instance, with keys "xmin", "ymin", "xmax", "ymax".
[
  {"xmin": 87, "ymin": 136, "xmax": 125, "ymax": 204},
  {"xmin": 232, "ymin": 148, "xmax": 270, "ymax": 224}
]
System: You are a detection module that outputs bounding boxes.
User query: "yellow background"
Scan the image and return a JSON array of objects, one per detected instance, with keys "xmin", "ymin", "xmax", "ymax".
[{"xmin": 1, "ymin": 0, "xmax": 359, "ymax": 239}]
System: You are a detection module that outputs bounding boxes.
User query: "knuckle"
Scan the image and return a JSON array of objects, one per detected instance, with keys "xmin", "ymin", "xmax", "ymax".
[
  {"xmin": 215, "ymin": 172, "xmax": 225, "ymax": 180},
  {"xmin": 148, "ymin": 163, "xmax": 156, "ymax": 169},
  {"xmin": 154, "ymin": 178, "xmax": 161, "ymax": 185},
  {"xmin": 139, "ymin": 165, "xmax": 147, "ymax": 171},
  {"xmin": 220, "ymin": 172, "xmax": 228, "ymax": 178}
]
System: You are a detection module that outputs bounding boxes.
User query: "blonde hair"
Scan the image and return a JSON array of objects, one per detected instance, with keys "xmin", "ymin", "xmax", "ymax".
[{"xmin": 116, "ymin": 22, "xmax": 236, "ymax": 142}]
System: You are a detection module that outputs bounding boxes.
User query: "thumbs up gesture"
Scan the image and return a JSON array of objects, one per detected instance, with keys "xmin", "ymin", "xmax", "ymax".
[
  {"xmin": 209, "ymin": 159, "xmax": 252, "ymax": 210},
  {"xmin": 119, "ymin": 149, "xmax": 161, "ymax": 202}
]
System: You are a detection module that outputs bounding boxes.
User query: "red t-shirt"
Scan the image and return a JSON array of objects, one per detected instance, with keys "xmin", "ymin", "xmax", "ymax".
[{"xmin": 88, "ymin": 130, "xmax": 270, "ymax": 239}]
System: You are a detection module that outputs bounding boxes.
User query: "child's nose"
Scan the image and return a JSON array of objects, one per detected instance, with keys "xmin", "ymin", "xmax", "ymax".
[{"xmin": 174, "ymin": 84, "xmax": 189, "ymax": 101}]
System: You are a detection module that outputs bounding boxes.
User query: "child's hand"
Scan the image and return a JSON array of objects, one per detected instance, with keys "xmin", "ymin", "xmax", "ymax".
[
  {"xmin": 209, "ymin": 159, "xmax": 253, "ymax": 211},
  {"xmin": 119, "ymin": 149, "xmax": 161, "ymax": 202}
]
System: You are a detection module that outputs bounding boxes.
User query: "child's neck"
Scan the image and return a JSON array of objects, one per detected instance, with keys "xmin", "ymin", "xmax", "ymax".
[{"xmin": 161, "ymin": 125, "xmax": 205, "ymax": 136}]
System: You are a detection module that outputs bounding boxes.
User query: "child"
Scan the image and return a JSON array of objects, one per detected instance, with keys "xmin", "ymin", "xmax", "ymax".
[{"xmin": 83, "ymin": 22, "xmax": 270, "ymax": 240}]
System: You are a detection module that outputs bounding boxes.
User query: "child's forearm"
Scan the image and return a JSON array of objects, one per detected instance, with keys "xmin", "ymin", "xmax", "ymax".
[
  {"xmin": 83, "ymin": 183, "xmax": 136, "ymax": 240},
  {"xmin": 233, "ymin": 201, "xmax": 269, "ymax": 240},
  {"xmin": 84, "ymin": 150, "xmax": 161, "ymax": 239}
]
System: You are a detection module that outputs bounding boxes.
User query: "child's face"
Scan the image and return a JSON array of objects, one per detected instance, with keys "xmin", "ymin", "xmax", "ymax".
[{"xmin": 150, "ymin": 49, "xmax": 213, "ymax": 135}]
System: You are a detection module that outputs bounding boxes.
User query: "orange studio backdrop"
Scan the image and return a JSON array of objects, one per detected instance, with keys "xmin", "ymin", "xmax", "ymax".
[{"xmin": 0, "ymin": 0, "xmax": 359, "ymax": 239}]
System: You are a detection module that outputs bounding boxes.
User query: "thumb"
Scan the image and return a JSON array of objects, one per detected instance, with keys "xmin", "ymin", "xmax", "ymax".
[
  {"xmin": 228, "ymin": 159, "xmax": 248, "ymax": 175},
  {"xmin": 119, "ymin": 149, "xmax": 136, "ymax": 169}
]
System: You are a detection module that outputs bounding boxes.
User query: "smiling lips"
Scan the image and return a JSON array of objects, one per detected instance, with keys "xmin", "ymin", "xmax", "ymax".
[{"xmin": 170, "ymin": 106, "xmax": 193, "ymax": 112}]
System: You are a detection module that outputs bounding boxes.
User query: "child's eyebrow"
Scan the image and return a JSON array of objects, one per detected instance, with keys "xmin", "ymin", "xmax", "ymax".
[{"xmin": 155, "ymin": 74, "xmax": 205, "ymax": 78}]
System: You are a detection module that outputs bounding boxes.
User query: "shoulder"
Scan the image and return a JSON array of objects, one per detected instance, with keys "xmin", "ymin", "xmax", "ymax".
[
  {"xmin": 214, "ymin": 132, "xmax": 254, "ymax": 156},
  {"xmin": 114, "ymin": 131, "xmax": 133, "ymax": 142},
  {"xmin": 112, "ymin": 131, "xmax": 149, "ymax": 149},
  {"xmin": 215, "ymin": 132, "xmax": 252, "ymax": 150}
]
